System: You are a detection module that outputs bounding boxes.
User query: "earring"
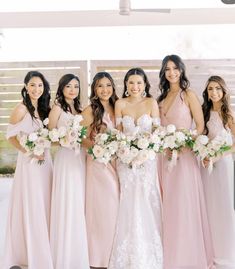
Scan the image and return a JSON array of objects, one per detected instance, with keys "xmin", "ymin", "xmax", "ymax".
[
  {"xmin": 125, "ymin": 90, "xmax": 129, "ymax": 97},
  {"xmin": 93, "ymin": 95, "xmax": 98, "ymax": 100},
  {"xmin": 142, "ymin": 91, "xmax": 146, "ymax": 97}
]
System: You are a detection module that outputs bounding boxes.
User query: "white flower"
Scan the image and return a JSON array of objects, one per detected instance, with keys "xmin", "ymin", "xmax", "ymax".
[
  {"xmin": 74, "ymin": 114, "xmax": 83, "ymax": 123},
  {"xmin": 40, "ymin": 128, "xmax": 49, "ymax": 137},
  {"xmin": 43, "ymin": 118, "xmax": 49, "ymax": 126},
  {"xmin": 49, "ymin": 128, "xmax": 60, "ymax": 142},
  {"xmin": 137, "ymin": 137, "xmax": 149, "ymax": 149},
  {"xmin": 58, "ymin": 126, "xmax": 67, "ymax": 138},
  {"xmin": 60, "ymin": 137, "xmax": 70, "ymax": 148},
  {"xmin": 28, "ymin": 132, "xmax": 38, "ymax": 142},
  {"xmin": 33, "ymin": 145, "xmax": 44, "ymax": 156},
  {"xmin": 93, "ymin": 145, "xmax": 105, "ymax": 158},
  {"xmin": 100, "ymin": 133, "xmax": 108, "ymax": 141},
  {"xmin": 163, "ymin": 135, "xmax": 177, "ymax": 149},
  {"xmin": 196, "ymin": 135, "xmax": 209, "ymax": 145},
  {"xmin": 175, "ymin": 131, "xmax": 186, "ymax": 143},
  {"xmin": 166, "ymin": 124, "xmax": 176, "ymax": 133},
  {"xmin": 72, "ymin": 114, "xmax": 83, "ymax": 129}
]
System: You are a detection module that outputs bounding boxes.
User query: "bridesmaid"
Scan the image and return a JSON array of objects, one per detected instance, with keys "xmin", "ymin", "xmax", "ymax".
[
  {"xmin": 2, "ymin": 71, "xmax": 53, "ymax": 269},
  {"xmin": 49, "ymin": 74, "xmax": 90, "ymax": 269},
  {"xmin": 82, "ymin": 72, "xmax": 119, "ymax": 269},
  {"xmin": 201, "ymin": 75, "xmax": 235, "ymax": 268},
  {"xmin": 157, "ymin": 55, "xmax": 214, "ymax": 269}
]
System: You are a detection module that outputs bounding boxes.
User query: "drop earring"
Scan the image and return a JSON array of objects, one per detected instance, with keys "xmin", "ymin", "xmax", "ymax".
[
  {"xmin": 125, "ymin": 90, "xmax": 129, "ymax": 97},
  {"xmin": 142, "ymin": 91, "xmax": 146, "ymax": 97}
]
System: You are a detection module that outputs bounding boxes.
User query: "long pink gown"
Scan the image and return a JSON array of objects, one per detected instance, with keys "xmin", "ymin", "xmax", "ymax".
[
  {"xmin": 2, "ymin": 112, "xmax": 53, "ymax": 269},
  {"xmin": 201, "ymin": 111, "xmax": 235, "ymax": 269},
  {"xmin": 50, "ymin": 111, "xmax": 90, "ymax": 269},
  {"xmin": 159, "ymin": 91, "xmax": 214, "ymax": 269},
  {"xmin": 85, "ymin": 112, "xmax": 119, "ymax": 268}
]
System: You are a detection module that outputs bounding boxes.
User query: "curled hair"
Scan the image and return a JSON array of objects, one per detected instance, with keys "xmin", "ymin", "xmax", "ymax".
[
  {"xmin": 122, "ymin": 67, "xmax": 152, "ymax": 98},
  {"xmin": 21, "ymin": 71, "xmax": 51, "ymax": 121},
  {"xmin": 202, "ymin": 75, "xmax": 232, "ymax": 134},
  {"xmin": 157, "ymin": 55, "xmax": 190, "ymax": 103},
  {"xmin": 55, "ymin": 74, "xmax": 81, "ymax": 113},
  {"xmin": 90, "ymin": 72, "xmax": 118, "ymax": 136}
]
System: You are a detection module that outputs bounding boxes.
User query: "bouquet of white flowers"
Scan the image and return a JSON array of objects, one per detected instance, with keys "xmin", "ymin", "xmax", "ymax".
[
  {"xmin": 49, "ymin": 114, "xmax": 87, "ymax": 154},
  {"xmin": 18, "ymin": 118, "xmax": 51, "ymax": 164},
  {"xmin": 161, "ymin": 124, "xmax": 195, "ymax": 170},
  {"xmin": 116, "ymin": 130, "xmax": 163, "ymax": 169},
  {"xmin": 193, "ymin": 130, "xmax": 232, "ymax": 173},
  {"xmin": 88, "ymin": 128, "xmax": 119, "ymax": 164}
]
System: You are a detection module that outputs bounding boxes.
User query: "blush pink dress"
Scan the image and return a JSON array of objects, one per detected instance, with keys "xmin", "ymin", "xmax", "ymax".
[
  {"xmin": 85, "ymin": 112, "xmax": 119, "ymax": 268},
  {"xmin": 2, "ymin": 112, "xmax": 53, "ymax": 269},
  {"xmin": 50, "ymin": 111, "xmax": 90, "ymax": 269},
  {"xmin": 201, "ymin": 111, "xmax": 235, "ymax": 268},
  {"xmin": 159, "ymin": 91, "xmax": 214, "ymax": 269}
]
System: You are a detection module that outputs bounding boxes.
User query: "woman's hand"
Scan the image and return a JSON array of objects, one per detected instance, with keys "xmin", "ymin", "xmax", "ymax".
[{"xmin": 33, "ymin": 153, "xmax": 45, "ymax": 161}]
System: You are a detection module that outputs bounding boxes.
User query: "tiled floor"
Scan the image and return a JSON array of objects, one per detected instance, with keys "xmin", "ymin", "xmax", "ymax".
[{"xmin": 0, "ymin": 178, "xmax": 13, "ymax": 259}]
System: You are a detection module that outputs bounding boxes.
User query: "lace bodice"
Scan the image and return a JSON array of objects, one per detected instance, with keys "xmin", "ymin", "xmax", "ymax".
[{"xmin": 116, "ymin": 114, "xmax": 160, "ymax": 135}]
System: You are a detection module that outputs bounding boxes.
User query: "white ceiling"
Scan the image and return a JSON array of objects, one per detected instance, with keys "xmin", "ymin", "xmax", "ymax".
[
  {"xmin": 0, "ymin": 0, "xmax": 235, "ymax": 28},
  {"xmin": 0, "ymin": 8, "xmax": 235, "ymax": 28},
  {"xmin": 0, "ymin": 0, "xmax": 235, "ymax": 61}
]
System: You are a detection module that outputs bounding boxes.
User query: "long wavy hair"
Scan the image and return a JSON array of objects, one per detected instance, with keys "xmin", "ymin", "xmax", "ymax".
[
  {"xmin": 90, "ymin": 72, "xmax": 118, "ymax": 136},
  {"xmin": 21, "ymin": 71, "xmax": 51, "ymax": 121},
  {"xmin": 202, "ymin": 75, "xmax": 232, "ymax": 134},
  {"xmin": 122, "ymin": 67, "xmax": 152, "ymax": 98},
  {"xmin": 157, "ymin": 55, "xmax": 190, "ymax": 103},
  {"xmin": 55, "ymin": 74, "xmax": 81, "ymax": 113}
]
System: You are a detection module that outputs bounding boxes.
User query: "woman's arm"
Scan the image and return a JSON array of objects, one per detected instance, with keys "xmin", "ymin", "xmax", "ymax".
[
  {"xmin": 150, "ymin": 98, "xmax": 160, "ymax": 122},
  {"xmin": 8, "ymin": 103, "xmax": 28, "ymax": 153},
  {"xmin": 114, "ymin": 99, "xmax": 124, "ymax": 131},
  {"xmin": 81, "ymin": 105, "xmax": 94, "ymax": 149},
  {"xmin": 186, "ymin": 90, "xmax": 204, "ymax": 135},
  {"xmin": 48, "ymin": 104, "xmax": 62, "ymax": 130}
]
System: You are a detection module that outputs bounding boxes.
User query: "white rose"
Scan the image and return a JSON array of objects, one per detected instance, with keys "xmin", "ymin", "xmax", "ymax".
[
  {"xmin": 28, "ymin": 132, "xmax": 38, "ymax": 142},
  {"xmin": 93, "ymin": 145, "xmax": 105, "ymax": 158},
  {"xmin": 163, "ymin": 135, "xmax": 177, "ymax": 149},
  {"xmin": 40, "ymin": 128, "xmax": 49, "ymax": 137},
  {"xmin": 58, "ymin": 126, "xmax": 67, "ymax": 138},
  {"xmin": 175, "ymin": 131, "xmax": 186, "ymax": 143},
  {"xmin": 137, "ymin": 138, "xmax": 149, "ymax": 149},
  {"xmin": 49, "ymin": 128, "xmax": 60, "ymax": 142},
  {"xmin": 43, "ymin": 118, "xmax": 49, "ymax": 126},
  {"xmin": 166, "ymin": 124, "xmax": 176, "ymax": 134},
  {"xmin": 100, "ymin": 133, "xmax": 108, "ymax": 141},
  {"xmin": 196, "ymin": 135, "xmax": 209, "ymax": 145},
  {"xmin": 33, "ymin": 145, "xmax": 44, "ymax": 156}
]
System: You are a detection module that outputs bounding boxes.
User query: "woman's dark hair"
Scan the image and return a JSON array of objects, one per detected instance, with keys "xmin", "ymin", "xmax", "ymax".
[
  {"xmin": 202, "ymin": 75, "xmax": 232, "ymax": 134},
  {"xmin": 55, "ymin": 74, "xmax": 81, "ymax": 113},
  {"xmin": 122, "ymin": 67, "xmax": 152, "ymax": 98},
  {"xmin": 90, "ymin": 72, "xmax": 118, "ymax": 136},
  {"xmin": 21, "ymin": 71, "xmax": 51, "ymax": 121},
  {"xmin": 157, "ymin": 55, "xmax": 190, "ymax": 102}
]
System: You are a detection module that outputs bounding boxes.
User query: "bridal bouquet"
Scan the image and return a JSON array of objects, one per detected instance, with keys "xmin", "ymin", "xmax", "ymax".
[
  {"xmin": 116, "ymin": 130, "xmax": 162, "ymax": 169},
  {"xmin": 193, "ymin": 130, "xmax": 232, "ymax": 173},
  {"xmin": 49, "ymin": 114, "xmax": 87, "ymax": 154},
  {"xmin": 18, "ymin": 118, "xmax": 51, "ymax": 164},
  {"xmin": 161, "ymin": 124, "xmax": 195, "ymax": 170},
  {"xmin": 88, "ymin": 128, "xmax": 119, "ymax": 164}
]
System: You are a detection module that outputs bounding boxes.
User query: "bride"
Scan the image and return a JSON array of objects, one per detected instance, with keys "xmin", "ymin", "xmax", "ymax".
[{"xmin": 108, "ymin": 67, "xmax": 163, "ymax": 269}]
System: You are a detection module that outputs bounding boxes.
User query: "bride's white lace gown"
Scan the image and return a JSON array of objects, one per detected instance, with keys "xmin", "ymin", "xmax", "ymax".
[{"xmin": 108, "ymin": 114, "xmax": 163, "ymax": 269}]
